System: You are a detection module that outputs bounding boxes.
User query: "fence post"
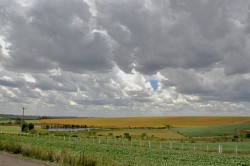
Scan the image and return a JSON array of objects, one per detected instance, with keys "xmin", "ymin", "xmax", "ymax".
[
  {"xmin": 149, "ymin": 141, "xmax": 151, "ymax": 148},
  {"xmin": 160, "ymin": 142, "xmax": 162, "ymax": 148},
  {"xmin": 218, "ymin": 145, "xmax": 222, "ymax": 153},
  {"xmin": 99, "ymin": 138, "xmax": 101, "ymax": 144},
  {"xmin": 193, "ymin": 144, "xmax": 196, "ymax": 151},
  {"xmin": 235, "ymin": 146, "xmax": 238, "ymax": 155}
]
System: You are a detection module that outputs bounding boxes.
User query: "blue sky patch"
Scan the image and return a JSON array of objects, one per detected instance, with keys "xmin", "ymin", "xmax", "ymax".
[{"xmin": 149, "ymin": 80, "xmax": 158, "ymax": 91}]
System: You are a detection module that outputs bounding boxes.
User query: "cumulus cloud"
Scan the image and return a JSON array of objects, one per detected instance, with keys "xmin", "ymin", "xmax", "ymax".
[
  {"xmin": 0, "ymin": 0, "xmax": 113, "ymax": 73},
  {"xmin": 0, "ymin": 0, "xmax": 250, "ymax": 116}
]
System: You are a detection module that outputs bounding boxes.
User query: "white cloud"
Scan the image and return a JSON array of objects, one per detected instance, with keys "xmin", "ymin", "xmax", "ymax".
[{"xmin": 0, "ymin": 0, "xmax": 250, "ymax": 116}]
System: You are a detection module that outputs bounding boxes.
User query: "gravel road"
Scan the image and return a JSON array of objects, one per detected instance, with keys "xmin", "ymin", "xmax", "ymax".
[{"xmin": 0, "ymin": 153, "xmax": 50, "ymax": 166}]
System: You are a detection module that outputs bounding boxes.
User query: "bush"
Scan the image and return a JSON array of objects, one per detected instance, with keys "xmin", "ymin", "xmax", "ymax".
[
  {"xmin": 15, "ymin": 117, "xmax": 22, "ymax": 124},
  {"xmin": 29, "ymin": 123, "xmax": 34, "ymax": 130},
  {"xmin": 21, "ymin": 123, "xmax": 29, "ymax": 132}
]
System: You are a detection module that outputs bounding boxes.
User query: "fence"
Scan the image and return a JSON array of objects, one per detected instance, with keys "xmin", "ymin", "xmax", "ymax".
[{"xmin": 0, "ymin": 131, "xmax": 247, "ymax": 155}]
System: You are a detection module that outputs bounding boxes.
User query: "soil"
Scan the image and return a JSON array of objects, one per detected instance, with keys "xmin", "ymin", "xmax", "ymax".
[{"xmin": 0, "ymin": 152, "xmax": 53, "ymax": 166}]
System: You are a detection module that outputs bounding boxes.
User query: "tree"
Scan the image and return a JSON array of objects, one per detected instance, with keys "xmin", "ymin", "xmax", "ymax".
[
  {"xmin": 15, "ymin": 117, "xmax": 22, "ymax": 124},
  {"xmin": 29, "ymin": 123, "xmax": 34, "ymax": 130},
  {"xmin": 21, "ymin": 123, "xmax": 29, "ymax": 132},
  {"xmin": 124, "ymin": 133, "xmax": 131, "ymax": 141},
  {"xmin": 141, "ymin": 133, "xmax": 147, "ymax": 139}
]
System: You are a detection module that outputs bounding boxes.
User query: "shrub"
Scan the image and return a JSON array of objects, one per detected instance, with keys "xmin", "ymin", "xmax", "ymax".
[
  {"xmin": 29, "ymin": 123, "xmax": 34, "ymax": 130},
  {"xmin": 21, "ymin": 123, "xmax": 29, "ymax": 132}
]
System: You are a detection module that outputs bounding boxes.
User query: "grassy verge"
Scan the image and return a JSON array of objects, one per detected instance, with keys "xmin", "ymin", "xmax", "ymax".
[{"xmin": 0, "ymin": 141, "xmax": 98, "ymax": 166}]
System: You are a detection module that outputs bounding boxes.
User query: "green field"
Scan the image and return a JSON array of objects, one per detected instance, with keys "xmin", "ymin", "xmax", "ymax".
[
  {"xmin": 0, "ymin": 133, "xmax": 249, "ymax": 166},
  {"xmin": 0, "ymin": 120, "xmax": 39, "ymax": 124},
  {"xmin": 0, "ymin": 116, "xmax": 250, "ymax": 165},
  {"xmin": 0, "ymin": 126, "xmax": 20, "ymax": 132},
  {"xmin": 173, "ymin": 122, "xmax": 250, "ymax": 137}
]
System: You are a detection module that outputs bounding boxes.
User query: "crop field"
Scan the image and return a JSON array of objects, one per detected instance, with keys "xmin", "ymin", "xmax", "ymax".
[
  {"xmin": 173, "ymin": 121, "xmax": 250, "ymax": 137},
  {"xmin": 97, "ymin": 129, "xmax": 184, "ymax": 140},
  {"xmin": 0, "ymin": 120, "xmax": 39, "ymax": 124},
  {"xmin": 40, "ymin": 116, "xmax": 250, "ymax": 128},
  {"xmin": 0, "ymin": 133, "xmax": 249, "ymax": 166},
  {"xmin": 0, "ymin": 126, "xmax": 20, "ymax": 132}
]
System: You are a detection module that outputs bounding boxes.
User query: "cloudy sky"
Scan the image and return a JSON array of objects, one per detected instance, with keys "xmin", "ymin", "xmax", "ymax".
[{"xmin": 0, "ymin": 0, "xmax": 250, "ymax": 117}]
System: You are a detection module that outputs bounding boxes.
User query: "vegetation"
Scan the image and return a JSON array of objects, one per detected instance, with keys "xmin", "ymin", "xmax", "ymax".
[
  {"xmin": 0, "ymin": 141, "xmax": 97, "ymax": 166},
  {"xmin": 96, "ymin": 129, "xmax": 184, "ymax": 140},
  {"xmin": 0, "ymin": 133, "xmax": 249, "ymax": 166},
  {"xmin": 173, "ymin": 122, "xmax": 250, "ymax": 137},
  {"xmin": 0, "ymin": 126, "xmax": 20, "ymax": 132},
  {"xmin": 0, "ymin": 115, "xmax": 250, "ymax": 165},
  {"xmin": 40, "ymin": 116, "xmax": 250, "ymax": 128}
]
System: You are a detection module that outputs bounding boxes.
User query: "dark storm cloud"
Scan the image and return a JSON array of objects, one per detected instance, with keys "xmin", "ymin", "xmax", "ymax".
[
  {"xmin": 96, "ymin": 0, "xmax": 250, "ymax": 75},
  {"xmin": 162, "ymin": 68, "xmax": 250, "ymax": 102}
]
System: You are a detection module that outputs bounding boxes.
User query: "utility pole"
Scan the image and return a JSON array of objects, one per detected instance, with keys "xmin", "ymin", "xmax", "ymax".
[{"xmin": 21, "ymin": 107, "xmax": 27, "ymax": 131}]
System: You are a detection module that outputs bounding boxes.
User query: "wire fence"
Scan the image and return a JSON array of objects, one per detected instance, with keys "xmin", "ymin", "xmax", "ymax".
[{"xmin": 0, "ymin": 131, "xmax": 249, "ymax": 155}]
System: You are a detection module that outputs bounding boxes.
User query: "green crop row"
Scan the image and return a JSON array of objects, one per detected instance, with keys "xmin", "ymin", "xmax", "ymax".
[{"xmin": 0, "ymin": 133, "xmax": 250, "ymax": 166}]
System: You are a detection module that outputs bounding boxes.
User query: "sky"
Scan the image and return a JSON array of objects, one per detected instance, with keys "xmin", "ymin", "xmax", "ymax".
[{"xmin": 0, "ymin": 0, "xmax": 250, "ymax": 117}]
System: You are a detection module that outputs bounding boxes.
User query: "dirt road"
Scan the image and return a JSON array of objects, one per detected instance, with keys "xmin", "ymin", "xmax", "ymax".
[{"xmin": 0, "ymin": 153, "xmax": 51, "ymax": 166}]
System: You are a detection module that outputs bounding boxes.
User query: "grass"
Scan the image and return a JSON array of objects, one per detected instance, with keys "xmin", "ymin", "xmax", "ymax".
[
  {"xmin": 0, "ymin": 141, "xmax": 97, "ymax": 166},
  {"xmin": 0, "ymin": 120, "xmax": 39, "ymax": 124},
  {"xmin": 173, "ymin": 122, "xmax": 250, "ymax": 137},
  {"xmin": 0, "ymin": 126, "xmax": 20, "ymax": 132},
  {"xmin": 0, "ymin": 133, "xmax": 250, "ymax": 165},
  {"xmin": 40, "ymin": 116, "xmax": 250, "ymax": 128},
  {"xmin": 97, "ymin": 129, "xmax": 184, "ymax": 140}
]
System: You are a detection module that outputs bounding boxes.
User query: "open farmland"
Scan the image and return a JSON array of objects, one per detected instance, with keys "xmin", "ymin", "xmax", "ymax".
[
  {"xmin": 173, "ymin": 121, "xmax": 250, "ymax": 137},
  {"xmin": 0, "ymin": 133, "xmax": 250, "ymax": 166},
  {"xmin": 97, "ymin": 128, "xmax": 185, "ymax": 140},
  {"xmin": 40, "ymin": 116, "xmax": 250, "ymax": 128}
]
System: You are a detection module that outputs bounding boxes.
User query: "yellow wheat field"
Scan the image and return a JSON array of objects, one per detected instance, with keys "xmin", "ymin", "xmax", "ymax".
[{"xmin": 40, "ymin": 116, "xmax": 250, "ymax": 128}]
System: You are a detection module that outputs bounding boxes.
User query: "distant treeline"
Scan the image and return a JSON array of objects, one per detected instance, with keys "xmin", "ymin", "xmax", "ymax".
[
  {"xmin": 0, "ymin": 114, "xmax": 83, "ymax": 120},
  {"xmin": 41, "ymin": 124, "xmax": 88, "ymax": 129}
]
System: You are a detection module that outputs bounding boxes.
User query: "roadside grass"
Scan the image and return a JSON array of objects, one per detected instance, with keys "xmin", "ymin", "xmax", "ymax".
[{"xmin": 172, "ymin": 122, "xmax": 250, "ymax": 137}]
